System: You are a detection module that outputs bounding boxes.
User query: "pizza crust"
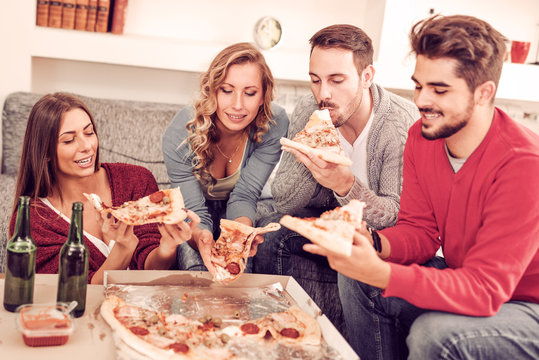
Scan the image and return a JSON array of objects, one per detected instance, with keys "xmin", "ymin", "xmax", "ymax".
[
  {"xmin": 100, "ymin": 296, "xmax": 184, "ymax": 359},
  {"xmin": 279, "ymin": 215, "xmax": 354, "ymax": 256},
  {"xmin": 280, "ymin": 137, "xmax": 352, "ymax": 166}
]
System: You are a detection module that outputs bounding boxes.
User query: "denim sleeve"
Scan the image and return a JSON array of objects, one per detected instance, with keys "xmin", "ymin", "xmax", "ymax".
[{"xmin": 162, "ymin": 106, "xmax": 212, "ymax": 231}]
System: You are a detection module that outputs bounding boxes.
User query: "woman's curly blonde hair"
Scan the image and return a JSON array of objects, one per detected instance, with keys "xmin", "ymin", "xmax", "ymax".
[{"xmin": 186, "ymin": 42, "xmax": 275, "ymax": 188}]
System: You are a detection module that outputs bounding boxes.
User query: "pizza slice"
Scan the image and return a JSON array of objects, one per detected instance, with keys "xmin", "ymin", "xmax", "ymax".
[
  {"xmin": 223, "ymin": 305, "xmax": 322, "ymax": 346},
  {"xmin": 100, "ymin": 295, "xmax": 233, "ymax": 359},
  {"xmin": 280, "ymin": 199, "xmax": 366, "ymax": 256},
  {"xmin": 210, "ymin": 219, "xmax": 281, "ymax": 283},
  {"xmin": 83, "ymin": 187, "xmax": 187, "ymax": 226},
  {"xmin": 280, "ymin": 109, "xmax": 352, "ymax": 166}
]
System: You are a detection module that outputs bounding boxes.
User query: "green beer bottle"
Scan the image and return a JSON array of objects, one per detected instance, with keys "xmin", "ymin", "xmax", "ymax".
[
  {"xmin": 3, "ymin": 196, "xmax": 36, "ymax": 312},
  {"xmin": 57, "ymin": 202, "xmax": 89, "ymax": 318}
]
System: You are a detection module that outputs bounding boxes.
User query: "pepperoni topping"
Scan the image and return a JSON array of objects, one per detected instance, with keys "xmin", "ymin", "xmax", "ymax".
[
  {"xmin": 280, "ymin": 327, "xmax": 300, "ymax": 339},
  {"xmin": 129, "ymin": 326, "xmax": 149, "ymax": 336},
  {"xmin": 168, "ymin": 342, "xmax": 189, "ymax": 353},
  {"xmin": 240, "ymin": 323, "xmax": 260, "ymax": 335},
  {"xmin": 149, "ymin": 191, "xmax": 165, "ymax": 203},
  {"xmin": 225, "ymin": 262, "xmax": 241, "ymax": 275}
]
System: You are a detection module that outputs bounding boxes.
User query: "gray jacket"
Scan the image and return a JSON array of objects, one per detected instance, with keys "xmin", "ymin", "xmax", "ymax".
[{"xmin": 271, "ymin": 84, "xmax": 418, "ymax": 229}]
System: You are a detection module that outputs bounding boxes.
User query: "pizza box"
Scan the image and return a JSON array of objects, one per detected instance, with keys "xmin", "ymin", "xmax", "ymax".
[{"xmin": 104, "ymin": 270, "xmax": 359, "ymax": 360}]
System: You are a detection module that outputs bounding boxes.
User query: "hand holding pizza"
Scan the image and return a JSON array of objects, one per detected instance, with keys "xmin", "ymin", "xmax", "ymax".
[
  {"xmin": 156, "ymin": 209, "xmax": 201, "ymax": 255},
  {"xmin": 284, "ymin": 145, "xmax": 355, "ymax": 197},
  {"xmin": 303, "ymin": 229, "xmax": 391, "ymax": 290},
  {"xmin": 99, "ymin": 212, "xmax": 139, "ymax": 255},
  {"xmin": 191, "ymin": 228, "xmax": 218, "ymax": 276}
]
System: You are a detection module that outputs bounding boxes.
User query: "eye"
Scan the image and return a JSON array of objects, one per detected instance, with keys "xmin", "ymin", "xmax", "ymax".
[
  {"xmin": 220, "ymin": 87, "xmax": 232, "ymax": 94},
  {"xmin": 84, "ymin": 131, "xmax": 95, "ymax": 136},
  {"xmin": 62, "ymin": 138, "xmax": 74, "ymax": 144},
  {"xmin": 414, "ymin": 85, "xmax": 422, "ymax": 91},
  {"xmin": 331, "ymin": 79, "xmax": 344, "ymax": 84},
  {"xmin": 245, "ymin": 91, "xmax": 257, "ymax": 97},
  {"xmin": 310, "ymin": 78, "xmax": 320, "ymax": 84},
  {"xmin": 434, "ymin": 89, "xmax": 447, "ymax": 95}
]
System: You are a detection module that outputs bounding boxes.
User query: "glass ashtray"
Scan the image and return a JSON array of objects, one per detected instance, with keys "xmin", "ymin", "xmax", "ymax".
[{"xmin": 16, "ymin": 303, "xmax": 75, "ymax": 347}]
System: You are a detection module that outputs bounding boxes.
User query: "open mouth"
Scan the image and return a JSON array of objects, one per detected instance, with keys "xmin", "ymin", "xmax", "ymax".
[
  {"xmin": 75, "ymin": 157, "xmax": 93, "ymax": 166},
  {"xmin": 227, "ymin": 113, "xmax": 246, "ymax": 121}
]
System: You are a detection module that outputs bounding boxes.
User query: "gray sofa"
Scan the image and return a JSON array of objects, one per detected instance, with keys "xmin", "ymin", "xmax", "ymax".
[{"xmin": 0, "ymin": 91, "xmax": 346, "ymax": 337}]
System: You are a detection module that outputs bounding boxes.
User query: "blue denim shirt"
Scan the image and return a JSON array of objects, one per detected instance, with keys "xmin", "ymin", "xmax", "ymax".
[{"xmin": 162, "ymin": 104, "xmax": 289, "ymax": 232}]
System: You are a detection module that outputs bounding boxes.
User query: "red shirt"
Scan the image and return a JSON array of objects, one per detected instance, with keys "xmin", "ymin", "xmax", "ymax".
[
  {"xmin": 382, "ymin": 108, "xmax": 539, "ymax": 316},
  {"xmin": 9, "ymin": 163, "xmax": 161, "ymax": 282}
]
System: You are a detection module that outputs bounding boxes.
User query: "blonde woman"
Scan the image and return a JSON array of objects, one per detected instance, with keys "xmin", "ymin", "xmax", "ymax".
[{"xmin": 162, "ymin": 43, "xmax": 289, "ymax": 274}]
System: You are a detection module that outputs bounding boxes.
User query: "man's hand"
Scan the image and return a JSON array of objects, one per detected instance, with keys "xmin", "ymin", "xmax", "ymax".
[
  {"xmin": 303, "ymin": 229, "xmax": 391, "ymax": 289},
  {"xmin": 283, "ymin": 145, "xmax": 354, "ymax": 196}
]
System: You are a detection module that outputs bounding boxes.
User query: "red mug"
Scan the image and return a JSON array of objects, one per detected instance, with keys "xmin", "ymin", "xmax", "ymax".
[{"xmin": 511, "ymin": 41, "xmax": 531, "ymax": 64}]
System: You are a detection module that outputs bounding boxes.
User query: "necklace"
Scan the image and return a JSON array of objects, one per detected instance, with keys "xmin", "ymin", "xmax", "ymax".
[{"xmin": 215, "ymin": 142, "xmax": 241, "ymax": 164}]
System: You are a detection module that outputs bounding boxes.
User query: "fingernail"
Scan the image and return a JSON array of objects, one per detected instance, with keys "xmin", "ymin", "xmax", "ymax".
[{"xmin": 107, "ymin": 213, "xmax": 112, "ymax": 219}]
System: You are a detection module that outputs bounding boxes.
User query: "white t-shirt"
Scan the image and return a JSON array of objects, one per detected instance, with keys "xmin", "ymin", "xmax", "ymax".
[{"xmin": 337, "ymin": 112, "xmax": 374, "ymax": 189}]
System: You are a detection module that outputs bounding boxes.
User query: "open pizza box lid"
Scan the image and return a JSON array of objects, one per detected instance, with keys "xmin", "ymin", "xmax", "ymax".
[{"xmin": 104, "ymin": 270, "xmax": 359, "ymax": 359}]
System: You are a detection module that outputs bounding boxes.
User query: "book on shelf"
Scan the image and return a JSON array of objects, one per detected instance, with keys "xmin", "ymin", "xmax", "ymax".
[
  {"xmin": 74, "ymin": 0, "xmax": 89, "ymax": 30},
  {"xmin": 61, "ymin": 0, "xmax": 76, "ymax": 29},
  {"xmin": 110, "ymin": 0, "xmax": 128, "ymax": 34},
  {"xmin": 48, "ymin": 0, "xmax": 63, "ymax": 28},
  {"xmin": 95, "ymin": 0, "xmax": 110, "ymax": 33},
  {"xmin": 36, "ymin": 0, "xmax": 50, "ymax": 27},
  {"xmin": 86, "ymin": 0, "xmax": 98, "ymax": 31}
]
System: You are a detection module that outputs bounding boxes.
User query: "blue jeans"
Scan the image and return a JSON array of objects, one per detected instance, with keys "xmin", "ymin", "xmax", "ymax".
[
  {"xmin": 339, "ymin": 257, "xmax": 539, "ymax": 360},
  {"xmin": 175, "ymin": 198, "xmax": 253, "ymax": 273},
  {"xmin": 254, "ymin": 207, "xmax": 333, "ymax": 277}
]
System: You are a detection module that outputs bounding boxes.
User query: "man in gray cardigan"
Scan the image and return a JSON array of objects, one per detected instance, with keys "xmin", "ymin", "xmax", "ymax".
[{"xmin": 254, "ymin": 24, "xmax": 418, "ymax": 331}]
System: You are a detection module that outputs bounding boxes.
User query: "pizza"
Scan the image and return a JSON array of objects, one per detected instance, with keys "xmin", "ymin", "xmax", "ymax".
[
  {"xmin": 100, "ymin": 295, "xmax": 322, "ymax": 359},
  {"xmin": 280, "ymin": 109, "xmax": 352, "ymax": 166},
  {"xmin": 83, "ymin": 187, "xmax": 187, "ymax": 226},
  {"xmin": 210, "ymin": 219, "xmax": 281, "ymax": 283},
  {"xmin": 280, "ymin": 199, "xmax": 366, "ymax": 256},
  {"xmin": 100, "ymin": 295, "xmax": 233, "ymax": 359},
  {"xmin": 223, "ymin": 305, "xmax": 321, "ymax": 346}
]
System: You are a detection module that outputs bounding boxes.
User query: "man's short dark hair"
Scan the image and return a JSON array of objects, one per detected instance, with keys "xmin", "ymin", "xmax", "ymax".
[
  {"xmin": 410, "ymin": 15, "xmax": 508, "ymax": 93},
  {"xmin": 309, "ymin": 24, "xmax": 373, "ymax": 74}
]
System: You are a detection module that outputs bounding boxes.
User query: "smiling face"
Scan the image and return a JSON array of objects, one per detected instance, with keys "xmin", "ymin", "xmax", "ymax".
[
  {"xmin": 309, "ymin": 46, "xmax": 364, "ymax": 128},
  {"xmin": 412, "ymin": 55, "xmax": 475, "ymax": 140},
  {"xmin": 56, "ymin": 108, "xmax": 98, "ymax": 180},
  {"xmin": 215, "ymin": 62, "xmax": 264, "ymax": 134}
]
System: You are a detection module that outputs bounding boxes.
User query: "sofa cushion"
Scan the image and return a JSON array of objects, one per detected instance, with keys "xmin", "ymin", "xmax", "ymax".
[{"xmin": 1, "ymin": 92, "xmax": 183, "ymax": 187}]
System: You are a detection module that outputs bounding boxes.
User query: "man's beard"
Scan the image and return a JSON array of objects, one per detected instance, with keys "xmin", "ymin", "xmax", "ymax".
[
  {"xmin": 420, "ymin": 98, "xmax": 474, "ymax": 140},
  {"xmin": 318, "ymin": 89, "xmax": 363, "ymax": 128}
]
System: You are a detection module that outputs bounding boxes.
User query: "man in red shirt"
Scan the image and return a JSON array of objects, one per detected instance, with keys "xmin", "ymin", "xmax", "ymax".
[{"xmin": 305, "ymin": 15, "xmax": 539, "ymax": 359}]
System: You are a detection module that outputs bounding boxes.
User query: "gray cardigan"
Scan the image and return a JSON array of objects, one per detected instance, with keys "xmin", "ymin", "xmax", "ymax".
[
  {"xmin": 271, "ymin": 84, "xmax": 418, "ymax": 229},
  {"xmin": 162, "ymin": 104, "xmax": 289, "ymax": 231}
]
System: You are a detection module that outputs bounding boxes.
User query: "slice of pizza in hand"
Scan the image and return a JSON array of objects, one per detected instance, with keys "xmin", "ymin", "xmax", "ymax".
[
  {"xmin": 83, "ymin": 187, "xmax": 187, "ymax": 226},
  {"xmin": 280, "ymin": 108, "xmax": 352, "ymax": 166},
  {"xmin": 280, "ymin": 199, "xmax": 366, "ymax": 257},
  {"xmin": 210, "ymin": 219, "xmax": 281, "ymax": 283}
]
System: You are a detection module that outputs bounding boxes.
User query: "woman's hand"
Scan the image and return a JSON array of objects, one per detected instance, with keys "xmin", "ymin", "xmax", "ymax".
[
  {"xmin": 234, "ymin": 216, "xmax": 263, "ymax": 257},
  {"xmin": 157, "ymin": 210, "xmax": 200, "ymax": 253},
  {"xmin": 145, "ymin": 210, "xmax": 201, "ymax": 270},
  {"xmin": 100, "ymin": 213, "xmax": 138, "ymax": 254},
  {"xmin": 191, "ymin": 228, "xmax": 217, "ymax": 276},
  {"xmin": 90, "ymin": 213, "xmax": 139, "ymax": 284}
]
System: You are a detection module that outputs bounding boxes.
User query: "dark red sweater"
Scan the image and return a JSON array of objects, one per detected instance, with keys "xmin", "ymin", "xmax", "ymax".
[{"xmin": 9, "ymin": 163, "xmax": 161, "ymax": 282}]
